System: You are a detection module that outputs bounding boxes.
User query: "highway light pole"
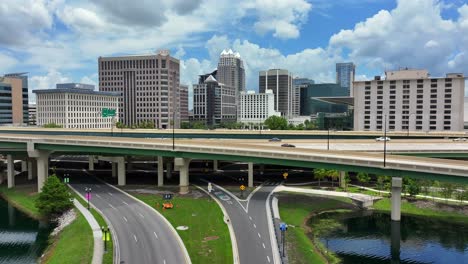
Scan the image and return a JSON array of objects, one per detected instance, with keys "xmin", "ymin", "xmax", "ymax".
[
  {"xmin": 172, "ymin": 108, "xmax": 175, "ymax": 151},
  {"xmin": 384, "ymin": 114, "xmax": 387, "ymax": 167}
]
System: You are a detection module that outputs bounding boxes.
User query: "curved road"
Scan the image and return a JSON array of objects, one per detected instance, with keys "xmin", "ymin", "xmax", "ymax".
[
  {"xmin": 204, "ymin": 181, "xmax": 280, "ymax": 264},
  {"xmin": 70, "ymin": 174, "xmax": 189, "ymax": 264}
]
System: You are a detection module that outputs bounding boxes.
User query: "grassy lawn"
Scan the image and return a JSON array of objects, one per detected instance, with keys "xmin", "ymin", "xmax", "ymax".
[
  {"xmin": 72, "ymin": 190, "xmax": 114, "ymax": 264},
  {"xmin": 0, "ymin": 184, "xmax": 40, "ymax": 219},
  {"xmin": 131, "ymin": 191, "xmax": 232, "ymax": 264},
  {"xmin": 277, "ymin": 192, "xmax": 356, "ymax": 264},
  {"xmin": 373, "ymin": 198, "xmax": 468, "ymax": 224},
  {"xmin": 42, "ymin": 210, "xmax": 94, "ymax": 264}
]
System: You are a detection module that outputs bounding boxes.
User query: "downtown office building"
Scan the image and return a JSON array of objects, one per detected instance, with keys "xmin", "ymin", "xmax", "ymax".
[
  {"xmin": 0, "ymin": 73, "xmax": 29, "ymax": 126},
  {"xmin": 239, "ymin": 89, "xmax": 280, "ymax": 125},
  {"xmin": 259, "ymin": 69, "xmax": 298, "ymax": 118},
  {"xmin": 98, "ymin": 50, "xmax": 182, "ymax": 129},
  {"xmin": 34, "ymin": 83, "xmax": 119, "ymax": 129},
  {"xmin": 336, "ymin": 62, "xmax": 356, "ymax": 96},
  {"xmin": 353, "ymin": 69, "xmax": 465, "ymax": 132}
]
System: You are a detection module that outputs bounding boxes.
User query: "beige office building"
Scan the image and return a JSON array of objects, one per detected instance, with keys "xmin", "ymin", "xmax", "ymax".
[
  {"xmin": 98, "ymin": 50, "xmax": 180, "ymax": 129},
  {"xmin": 179, "ymin": 85, "xmax": 189, "ymax": 122},
  {"xmin": 353, "ymin": 69, "xmax": 465, "ymax": 132},
  {"xmin": 0, "ymin": 73, "xmax": 29, "ymax": 126}
]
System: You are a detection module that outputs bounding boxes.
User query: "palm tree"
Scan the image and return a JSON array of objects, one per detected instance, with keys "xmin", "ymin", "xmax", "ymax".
[{"xmin": 314, "ymin": 168, "xmax": 326, "ymax": 187}]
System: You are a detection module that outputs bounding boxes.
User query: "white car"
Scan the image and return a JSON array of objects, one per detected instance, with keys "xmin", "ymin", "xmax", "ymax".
[
  {"xmin": 452, "ymin": 137, "xmax": 467, "ymax": 142},
  {"xmin": 375, "ymin": 137, "xmax": 391, "ymax": 142}
]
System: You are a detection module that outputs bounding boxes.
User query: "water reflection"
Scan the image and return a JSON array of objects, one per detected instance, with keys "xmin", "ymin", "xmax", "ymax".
[
  {"xmin": 313, "ymin": 211, "xmax": 468, "ymax": 264},
  {"xmin": 0, "ymin": 197, "xmax": 54, "ymax": 264}
]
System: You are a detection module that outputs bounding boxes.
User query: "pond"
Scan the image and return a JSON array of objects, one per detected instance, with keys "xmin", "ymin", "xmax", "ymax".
[
  {"xmin": 0, "ymin": 197, "xmax": 54, "ymax": 263},
  {"xmin": 312, "ymin": 210, "xmax": 468, "ymax": 264}
]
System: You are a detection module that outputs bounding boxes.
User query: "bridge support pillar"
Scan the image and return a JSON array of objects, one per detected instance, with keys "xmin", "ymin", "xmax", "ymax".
[
  {"xmin": 391, "ymin": 220, "xmax": 401, "ymax": 262},
  {"xmin": 21, "ymin": 161, "xmax": 27, "ymax": 172},
  {"xmin": 88, "ymin": 156, "xmax": 95, "ymax": 171},
  {"xmin": 117, "ymin": 157, "xmax": 126, "ymax": 186},
  {"xmin": 7, "ymin": 155, "xmax": 14, "ymax": 188},
  {"xmin": 166, "ymin": 162, "xmax": 172, "ymax": 179},
  {"xmin": 27, "ymin": 160, "xmax": 34, "ymax": 180},
  {"xmin": 157, "ymin": 156, "xmax": 164, "ymax": 187},
  {"xmin": 175, "ymin": 158, "xmax": 191, "ymax": 194},
  {"xmin": 111, "ymin": 163, "xmax": 117, "ymax": 178},
  {"xmin": 339, "ymin": 171, "xmax": 346, "ymax": 188},
  {"xmin": 391, "ymin": 177, "xmax": 402, "ymax": 221},
  {"xmin": 36, "ymin": 154, "xmax": 49, "ymax": 192},
  {"xmin": 213, "ymin": 160, "xmax": 218, "ymax": 171},
  {"xmin": 248, "ymin": 162, "xmax": 253, "ymax": 188},
  {"xmin": 259, "ymin": 164, "xmax": 265, "ymax": 175}
]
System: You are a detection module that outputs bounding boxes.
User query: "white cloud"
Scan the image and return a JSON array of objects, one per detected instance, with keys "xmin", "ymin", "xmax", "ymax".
[
  {"xmin": 29, "ymin": 70, "xmax": 71, "ymax": 103},
  {"xmin": 245, "ymin": 0, "xmax": 312, "ymax": 39},
  {"xmin": 329, "ymin": 0, "xmax": 467, "ymax": 76},
  {"xmin": 0, "ymin": 53, "xmax": 18, "ymax": 73}
]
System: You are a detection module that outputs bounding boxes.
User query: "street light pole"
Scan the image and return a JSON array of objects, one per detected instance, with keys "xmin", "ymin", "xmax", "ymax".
[
  {"xmin": 172, "ymin": 108, "xmax": 175, "ymax": 151},
  {"xmin": 384, "ymin": 114, "xmax": 387, "ymax": 167},
  {"xmin": 85, "ymin": 187, "xmax": 91, "ymax": 210}
]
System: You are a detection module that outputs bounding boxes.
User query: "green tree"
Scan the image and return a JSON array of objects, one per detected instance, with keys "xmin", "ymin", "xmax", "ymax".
[
  {"xmin": 440, "ymin": 182, "xmax": 455, "ymax": 202},
  {"xmin": 263, "ymin": 116, "xmax": 288, "ymax": 130},
  {"xmin": 406, "ymin": 179, "xmax": 421, "ymax": 198},
  {"xmin": 356, "ymin": 172, "xmax": 370, "ymax": 186},
  {"xmin": 180, "ymin": 122, "xmax": 191, "ymax": 129},
  {"xmin": 314, "ymin": 168, "xmax": 326, "ymax": 187},
  {"xmin": 35, "ymin": 175, "xmax": 73, "ymax": 217},
  {"xmin": 376, "ymin": 175, "xmax": 386, "ymax": 195},
  {"xmin": 43, "ymin": 123, "xmax": 63, "ymax": 128},
  {"xmin": 454, "ymin": 185, "xmax": 467, "ymax": 204},
  {"xmin": 420, "ymin": 180, "xmax": 432, "ymax": 196},
  {"xmin": 192, "ymin": 121, "xmax": 207, "ymax": 129},
  {"xmin": 328, "ymin": 169, "xmax": 339, "ymax": 188}
]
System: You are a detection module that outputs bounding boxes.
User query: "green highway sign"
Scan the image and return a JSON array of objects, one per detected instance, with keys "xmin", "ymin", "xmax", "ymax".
[{"xmin": 102, "ymin": 108, "xmax": 116, "ymax": 118}]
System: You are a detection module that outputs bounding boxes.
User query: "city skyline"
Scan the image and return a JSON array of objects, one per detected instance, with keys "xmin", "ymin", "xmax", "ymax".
[{"xmin": 1, "ymin": 0, "xmax": 467, "ymax": 105}]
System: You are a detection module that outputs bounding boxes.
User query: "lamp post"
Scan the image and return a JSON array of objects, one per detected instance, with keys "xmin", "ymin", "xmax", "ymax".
[
  {"xmin": 280, "ymin": 222, "xmax": 288, "ymax": 257},
  {"xmin": 85, "ymin": 187, "xmax": 92, "ymax": 210},
  {"xmin": 101, "ymin": 226, "xmax": 109, "ymax": 252},
  {"xmin": 407, "ymin": 113, "xmax": 416, "ymax": 137},
  {"xmin": 384, "ymin": 114, "xmax": 387, "ymax": 167},
  {"xmin": 172, "ymin": 109, "xmax": 176, "ymax": 151}
]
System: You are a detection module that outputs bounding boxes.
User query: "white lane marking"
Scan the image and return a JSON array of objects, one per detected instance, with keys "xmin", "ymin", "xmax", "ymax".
[
  {"xmin": 108, "ymin": 203, "xmax": 116, "ymax": 210},
  {"xmin": 253, "ymin": 224, "xmax": 256, "ymax": 229},
  {"xmin": 123, "ymin": 216, "xmax": 128, "ymax": 222},
  {"xmin": 139, "ymin": 213, "xmax": 144, "ymax": 218},
  {"xmin": 258, "ymin": 233, "xmax": 261, "ymax": 238},
  {"xmin": 122, "ymin": 201, "xmax": 129, "ymax": 206},
  {"xmin": 249, "ymin": 216, "xmax": 252, "ymax": 221},
  {"xmin": 133, "ymin": 234, "xmax": 138, "ymax": 243},
  {"xmin": 153, "ymin": 232, "xmax": 159, "ymax": 239},
  {"xmin": 267, "ymin": 256, "xmax": 271, "ymax": 263},
  {"xmin": 96, "ymin": 194, "xmax": 102, "ymax": 199},
  {"xmin": 263, "ymin": 243, "xmax": 266, "ymax": 249},
  {"xmin": 163, "ymin": 260, "xmax": 166, "ymax": 264},
  {"xmin": 108, "ymin": 192, "xmax": 113, "ymax": 196}
]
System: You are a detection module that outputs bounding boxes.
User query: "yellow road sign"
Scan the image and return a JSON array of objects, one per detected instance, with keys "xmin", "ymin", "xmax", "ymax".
[
  {"xmin": 240, "ymin": 185, "xmax": 246, "ymax": 191},
  {"xmin": 283, "ymin": 172, "xmax": 288, "ymax": 179}
]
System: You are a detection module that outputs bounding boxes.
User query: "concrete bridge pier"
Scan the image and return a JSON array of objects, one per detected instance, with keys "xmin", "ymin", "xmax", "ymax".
[
  {"xmin": 21, "ymin": 161, "xmax": 27, "ymax": 173},
  {"xmin": 111, "ymin": 163, "xmax": 117, "ymax": 178},
  {"xmin": 7, "ymin": 155, "xmax": 14, "ymax": 188},
  {"xmin": 391, "ymin": 177, "xmax": 402, "ymax": 221},
  {"xmin": 213, "ymin": 160, "xmax": 218, "ymax": 171},
  {"xmin": 248, "ymin": 162, "xmax": 253, "ymax": 187},
  {"xmin": 166, "ymin": 162, "xmax": 172, "ymax": 179},
  {"xmin": 175, "ymin": 158, "xmax": 191, "ymax": 194},
  {"xmin": 27, "ymin": 160, "xmax": 35, "ymax": 180},
  {"xmin": 88, "ymin": 156, "xmax": 95, "ymax": 171},
  {"xmin": 157, "ymin": 156, "xmax": 164, "ymax": 187},
  {"xmin": 339, "ymin": 171, "xmax": 346, "ymax": 188},
  {"xmin": 259, "ymin": 164, "xmax": 265, "ymax": 175},
  {"xmin": 117, "ymin": 157, "xmax": 125, "ymax": 186},
  {"xmin": 36, "ymin": 154, "xmax": 50, "ymax": 192}
]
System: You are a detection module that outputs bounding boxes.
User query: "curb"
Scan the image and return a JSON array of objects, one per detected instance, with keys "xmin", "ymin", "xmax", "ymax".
[
  {"xmin": 68, "ymin": 183, "xmax": 121, "ymax": 264},
  {"xmin": 266, "ymin": 187, "xmax": 282, "ymax": 264},
  {"xmin": 194, "ymin": 184, "xmax": 240, "ymax": 264},
  {"xmin": 72, "ymin": 198, "xmax": 103, "ymax": 264},
  {"xmin": 102, "ymin": 182, "xmax": 192, "ymax": 264}
]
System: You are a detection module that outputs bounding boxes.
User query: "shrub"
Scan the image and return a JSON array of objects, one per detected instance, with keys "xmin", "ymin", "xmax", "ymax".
[{"xmin": 36, "ymin": 175, "xmax": 73, "ymax": 218}]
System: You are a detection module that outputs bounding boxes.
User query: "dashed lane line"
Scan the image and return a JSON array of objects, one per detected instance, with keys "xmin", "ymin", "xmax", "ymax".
[
  {"xmin": 153, "ymin": 232, "xmax": 159, "ymax": 239},
  {"xmin": 123, "ymin": 216, "xmax": 128, "ymax": 222}
]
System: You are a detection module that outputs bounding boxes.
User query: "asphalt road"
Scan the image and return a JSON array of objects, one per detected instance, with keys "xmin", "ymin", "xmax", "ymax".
[
  {"xmin": 69, "ymin": 174, "xmax": 189, "ymax": 264},
  {"xmin": 204, "ymin": 181, "xmax": 280, "ymax": 264}
]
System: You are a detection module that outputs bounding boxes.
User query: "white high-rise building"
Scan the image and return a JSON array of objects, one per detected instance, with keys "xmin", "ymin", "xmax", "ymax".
[
  {"xmin": 239, "ymin": 89, "xmax": 280, "ymax": 124},
  {"xmin": 34, "ymin": 83, "xmax": 119, "ymax": 129},
  {"xmin": 353, "ymin": 69, "xmax": 465, "ymax": 132}
]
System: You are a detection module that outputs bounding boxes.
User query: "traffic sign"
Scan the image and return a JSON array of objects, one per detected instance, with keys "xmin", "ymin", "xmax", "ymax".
[
  {"xmin": 163, "ymin": 193, "xmax": 173, "ymax": 200},
  {"xmin": 240, "ymin": 185, "xmax": 246, "ymax": 191},
  {"xmin": 102, "ymin": 108, "xmax": 116, "ymax": 117},
  {"xmin": 283, "ymin": 172, "xmax": 288, "ymax": 179}
]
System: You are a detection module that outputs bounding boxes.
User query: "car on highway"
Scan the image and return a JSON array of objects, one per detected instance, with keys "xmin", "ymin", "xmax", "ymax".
[
  {"xmin": 269, "ymin": 137, "xmax": 282, "ymax": 142},
  {"xmin": 281, "ymin": 143, "xmax": 296, "ymax": 147},
  {"xmin": 452, "ymin": 137, "xmax": 467, "ymax": 142},
  {"xmin": 375, "ymin": 137, "xmax": 391, "ymax": 142}
]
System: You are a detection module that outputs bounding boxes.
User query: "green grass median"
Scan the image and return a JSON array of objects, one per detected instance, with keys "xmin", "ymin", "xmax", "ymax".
[
  {"xmin": 277, "ymin": 192, "xmax": 355, "ymax": 264},
  {"xmin": 42, "ymin": 211, "xmax": 93, "ymax": 264},
  {"xmin": 131, "ymin": 190, "xmax": 232, "ymax": 264}
]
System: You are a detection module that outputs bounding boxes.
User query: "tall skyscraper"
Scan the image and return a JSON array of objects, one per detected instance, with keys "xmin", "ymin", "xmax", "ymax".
[
  {"xmin": 217, "ymin": 49, "xmax": 245, "ymax": 94},
  {"xmin": 259, "ymin": 69, "xmax": 295, "ymax": 117},
  {"xmin": 98, "ymin": 50, "xmax": 180, "ymax": 129},
  {"xmin": 193, "ymin": 74, "xmax": 236, "ymax": 126},
  {"xmin": 336, "ymin": 62, "xmax": 355, "ymax": 96},
  {"xmin": 294, "ymin": 78, "xmax": 315, "ymax": 117},
  {"xmin": 0, "ymin": 73, "xmax": 28, "ymax": 126}
]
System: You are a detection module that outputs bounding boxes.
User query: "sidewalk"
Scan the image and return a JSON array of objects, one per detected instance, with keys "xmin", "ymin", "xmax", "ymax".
[{"xmin": 73, "ymin": 199, "xmax": 103, "ymax": 264}]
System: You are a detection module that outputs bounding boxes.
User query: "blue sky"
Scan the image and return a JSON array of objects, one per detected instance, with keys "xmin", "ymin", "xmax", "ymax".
[{"xmin": 1, "ymin": 0, "xmax": 468, "ymax": 106}]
